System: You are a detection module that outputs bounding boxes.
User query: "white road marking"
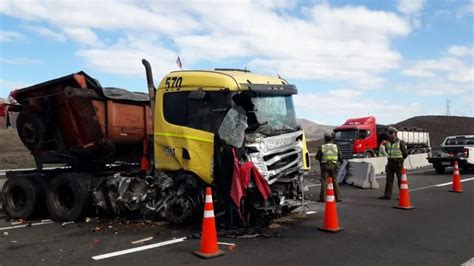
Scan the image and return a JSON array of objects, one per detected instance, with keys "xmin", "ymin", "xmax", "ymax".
[
  {"xmin": 0, "ymin": 221, "xmax": 55, "ymax": 231},
  {"xmin": 306, "ymin": 184, "xmax": 321, "ymax": 187},
  {"xmin": 410, "ymin": 177, "xmax": 474, "ymax": 192},
  {"xmin": 305, "ymin": 211, "xmax": 317, "ymax": 215},
  {"xmin": 92, "ymin": 237, "xmax": 187, "ymax": 260},
  {"xmin": 461, "ymin": 257, "xmax": 474, "ymax": 266}
]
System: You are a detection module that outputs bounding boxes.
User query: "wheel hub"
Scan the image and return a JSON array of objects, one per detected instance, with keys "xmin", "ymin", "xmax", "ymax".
[{"xmin": 165, "ymin": 195, "xmax": 195, "ymax": 224}]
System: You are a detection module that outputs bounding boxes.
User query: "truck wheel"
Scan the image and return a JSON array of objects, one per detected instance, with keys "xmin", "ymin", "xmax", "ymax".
[
  {"xmin": 1, "ymin": 176, "xmax": 43, "ymax": 219},
  {"xmin": 434, "ymin": 165, "xmax": 445, "ymax": 174},
  {"xmin": 364, "ymin": 151, "xmax": 374, "ymax": 158},
  {"xmin": 165, "ymin": 195, "xmax": 196, "ymax": 224},
  {"xmin": 46, "ymin": 173, "xmax": 92, "ymax": 221},
  {"xmin": 16, "ymin": 111, "xmax": 46, "ymax": 152}
]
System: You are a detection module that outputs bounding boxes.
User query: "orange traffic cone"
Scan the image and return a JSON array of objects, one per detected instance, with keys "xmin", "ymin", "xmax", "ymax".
[
  {"xmin": 450, "ymin": 161, "xmax": 463, "ymax": 193},
  {"xmin": 394, "ymin": 168, "xmax": 414, "ymax": 210},
  {"xmin": 193, "ymin": 187, "xmax": 225, "ymax": 259},
  {"xmin": 318, "ymin": 177, "xmax": 344, "ymax": 233}
]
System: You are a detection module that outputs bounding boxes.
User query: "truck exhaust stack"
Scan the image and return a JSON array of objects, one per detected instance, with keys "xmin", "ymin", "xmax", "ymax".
[{"xmin": 142, "ymin": 59, "xmax": 156, "ymax": 117}]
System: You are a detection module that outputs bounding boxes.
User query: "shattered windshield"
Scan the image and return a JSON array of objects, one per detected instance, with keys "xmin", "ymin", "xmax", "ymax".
[
  {"xmin": 250, "ymin": 95, "xmax": 298, "ymax": 134},
  {"xmin": 334, "ymin": 130, "xmax": 358, "ymax": 140}
]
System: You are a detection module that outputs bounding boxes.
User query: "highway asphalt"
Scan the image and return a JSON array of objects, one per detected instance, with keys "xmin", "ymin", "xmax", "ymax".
[{"xmin": 0, "ymin": 168, "xmax": 473, "ymax": 265}]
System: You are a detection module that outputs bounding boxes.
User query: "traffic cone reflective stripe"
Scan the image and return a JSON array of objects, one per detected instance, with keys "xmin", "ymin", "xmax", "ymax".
[
  {"xmin": 395, "ymin": 168, "xmax": 414, "ymax": 210},
  {"xmin": 326, "ymin": 195, "xmax": 335, "ymax": 202},
  {"xmin": 450, "ymin": 161, "xmax": 463, "ymax": 193},
  {"xmin": 318, "ymin": 177, "xmax": 344, "ymax": 233},
  {"xmin": 193, "ymin": 187, "xmax": 225, "ymax": 259}
]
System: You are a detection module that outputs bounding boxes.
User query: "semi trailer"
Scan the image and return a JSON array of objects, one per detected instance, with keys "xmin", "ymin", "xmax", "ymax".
[
  {"xmin": 333, "ymin": 116, "xmax": 430, "ymax": 159},
  {"xmin": 1, "ymin": 61, "xmax": 310, "ymax": 228}
]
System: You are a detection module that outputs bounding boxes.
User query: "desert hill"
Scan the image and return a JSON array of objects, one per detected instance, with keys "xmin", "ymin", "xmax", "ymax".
[
  {"xmin": 394, "ymin": 115, "xmax": 474, "ymax": 148},
  {"xmin": 297, "ymin": 118, "xmax": 335, "ymax": 140}
]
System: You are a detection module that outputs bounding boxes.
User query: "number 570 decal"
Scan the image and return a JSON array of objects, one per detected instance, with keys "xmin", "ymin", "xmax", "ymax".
[{"xmin": 165, "ymin": 76, "xmax": 183, "ymax": 88}]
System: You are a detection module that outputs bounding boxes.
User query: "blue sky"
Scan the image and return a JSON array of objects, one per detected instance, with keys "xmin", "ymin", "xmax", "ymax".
[{"xmin": 0, "ymin": 0, "xmax": 473, "ymax": 125}]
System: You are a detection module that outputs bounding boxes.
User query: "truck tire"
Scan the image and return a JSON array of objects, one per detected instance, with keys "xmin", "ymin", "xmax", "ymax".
[
  {"xmin": 1, "ymin": 176, "xmax": 45, "ymax": 219},
  {"xmin": 165, "ymin": 195, "xmax": 196, "ymax": 224},
  {"xmin": 46, "ymin": 173, "xmax": 92, "ymax": 221},
  {"xmin": 16, "ymin": 111, "xmax": 46, "ymax": 152},
  {"xmin": 434, "ymin": 165, "xmax": 445, "ymax": 174}
]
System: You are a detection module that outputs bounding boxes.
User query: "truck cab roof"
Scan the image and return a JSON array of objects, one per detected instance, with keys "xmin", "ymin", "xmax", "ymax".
[{"xmin": 158, "ymin": 69, "xmax": 296, "ymax": 94}]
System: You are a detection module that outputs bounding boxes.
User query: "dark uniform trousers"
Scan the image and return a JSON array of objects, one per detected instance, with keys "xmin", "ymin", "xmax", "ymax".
[
  {"xmin": 383, "ymin": 159, "xmax": 404, "ymax": 198},
  {"xmin": 319, "ymin": 162, "xmax": 341, "ymax": 201}
]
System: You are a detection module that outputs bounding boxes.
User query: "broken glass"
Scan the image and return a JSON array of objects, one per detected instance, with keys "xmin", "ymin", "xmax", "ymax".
[{"xmin": 218, "ymin": 106, "xmax": 248, "ymax": 147}]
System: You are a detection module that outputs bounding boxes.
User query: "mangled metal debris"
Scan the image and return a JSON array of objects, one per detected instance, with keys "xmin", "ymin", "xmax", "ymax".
[{"xmin": 93, "ymin": 171, "xmax": 201, "ymax": 224}]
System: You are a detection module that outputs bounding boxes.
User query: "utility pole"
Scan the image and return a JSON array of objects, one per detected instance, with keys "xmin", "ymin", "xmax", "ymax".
[{"xmin": 445, "ymin": 98, "xmax": 451, "ymax": 116}]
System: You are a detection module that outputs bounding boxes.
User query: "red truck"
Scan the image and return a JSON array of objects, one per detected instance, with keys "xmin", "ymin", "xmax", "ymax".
[{"xmin": 333, "ymin": 116, "xmax": 430, "ymax": 159}]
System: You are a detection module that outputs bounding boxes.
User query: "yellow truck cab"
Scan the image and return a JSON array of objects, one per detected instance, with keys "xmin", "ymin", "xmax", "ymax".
[
  {"xmin": 150, "ymin": 67, "xmax": 310, "ymax": 225},
  {"xmin": 155, "ymin": 69, "xmax": 309, "ymax": 181}
]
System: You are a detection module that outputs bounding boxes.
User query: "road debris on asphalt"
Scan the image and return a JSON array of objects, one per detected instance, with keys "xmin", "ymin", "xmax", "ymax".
[
  {"xmin": 131, "ymin": 236, "xmax": 154, "ymax": 245},
  {"xmin": 218, "ymin": 242, "xmax": 237, "ymax": 251},
  {"xmin": 61, "ymin": 221, "xmax": 74, "ymax": 227}
]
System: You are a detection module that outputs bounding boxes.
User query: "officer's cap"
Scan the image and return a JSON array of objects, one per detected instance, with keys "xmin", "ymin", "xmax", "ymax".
[
  {"xmin": 324, "ymin": 131, "xmax": 333, "ymax": 140},
  {"xmin": 388, "ymin": 126, "xmax": 398, "ymax": 133}
]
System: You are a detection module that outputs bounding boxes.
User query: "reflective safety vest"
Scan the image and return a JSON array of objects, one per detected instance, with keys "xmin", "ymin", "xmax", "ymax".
[
  {"xmin": 386, "ymin": 140, "xmax": 403, "ymax": 159},
  {"xmin": 321, "ymin": 143, "xmax": 338, "ymax": 163}
]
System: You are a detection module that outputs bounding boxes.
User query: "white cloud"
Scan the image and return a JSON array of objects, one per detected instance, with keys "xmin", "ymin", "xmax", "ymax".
[
  {"xmin": 294, "ymin": 89, "xmax": 423, "ymax": 124},
  {"xmin": 0, "ymin": 1, "xmax": 199, "ymax": 34},
  {"xmin": 397, "ymin": 0, "xmax": 425, "ymax": 28},
  {"xmin": 400, "ymin": 45, "xmax": 473, "ymax": 100},
  {"xmin": 447, "ymin": 67, "xmax": 474, "ymax": 83},
  {"xmin": 23, "ymin": 25, "xmax": 65, "ymax": 42},
  {"xmin": 178, "ymin": 3, "xmax": 409, "ymax": 87},
  {"xmin": 402, "ymin": 45, "xmax": 474, "ymax": 86},
  {"xmin": 76, "ymin": 34, "xmax": 178, "ymax": 77},
  {"xmin": 397, "ymin": 0, "xmax": 425, "ymax": 16},
  {"xmin": 0, "ymin": 1, "xmax": 411, "ymax": 88},
  {"xmin": 0, "ymin": 30, "xmax": 24, "ymax": 42},
  {"xmin": 63, "ymin": 27, "xmax": 103, "ymax": 47},
  {"xmin": 447, "ymin": 45, "xmax": 474, "ymax": 57}
]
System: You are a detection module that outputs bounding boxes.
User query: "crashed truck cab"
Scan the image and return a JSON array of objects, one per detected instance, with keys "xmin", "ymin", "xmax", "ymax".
[
  {"xmin": 152, "ymin": 68, "xmax": 310, "ymax": 225},
  {"xmin": 1, "ymin": 63, "xmax": 309, "ymax": 227}
]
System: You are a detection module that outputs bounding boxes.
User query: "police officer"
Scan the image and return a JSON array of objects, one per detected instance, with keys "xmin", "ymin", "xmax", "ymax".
[
  {"xmin": 316, "ymin": 132, "xmax": 343, "ymax": 202},
  {"xmin": 379, "ymin": 127, "xmax": 408, "ymax": 199}
]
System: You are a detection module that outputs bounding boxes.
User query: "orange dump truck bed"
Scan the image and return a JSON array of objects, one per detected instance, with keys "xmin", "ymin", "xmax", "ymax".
[{"xmin": 10, "ymin": 72, "xmax": 152, "ymax": 166}]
